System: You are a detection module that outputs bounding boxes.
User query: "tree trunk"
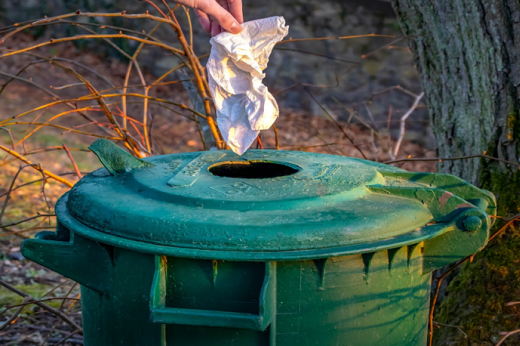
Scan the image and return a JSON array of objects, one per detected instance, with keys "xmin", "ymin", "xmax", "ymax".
[{"xmin": 391, "ymin": 1, "xmax": 520, "ymax": 345}]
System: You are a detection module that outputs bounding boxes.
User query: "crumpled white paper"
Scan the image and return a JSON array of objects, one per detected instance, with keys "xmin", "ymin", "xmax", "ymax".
[{"xmin": 207, "ymin": 16, "xmax": 289, "ymax": 155}]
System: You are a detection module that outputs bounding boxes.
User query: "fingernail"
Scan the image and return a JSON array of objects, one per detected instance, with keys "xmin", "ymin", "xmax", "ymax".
[{"xmin": 230, "ymin": 21, "xmax": 242, "ymax": 34}]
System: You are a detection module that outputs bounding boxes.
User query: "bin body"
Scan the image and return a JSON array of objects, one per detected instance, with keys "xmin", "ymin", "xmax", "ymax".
[
  {"xmin": 55, "ymin": 233, "xmax": 429, "ymax": 346},
  {"xmin": 22, "ymin": 139, "xmax": 496, "ymax": 346}
]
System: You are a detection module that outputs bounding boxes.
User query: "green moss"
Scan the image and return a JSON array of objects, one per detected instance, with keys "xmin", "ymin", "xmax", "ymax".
[
  {"xmin": 434, "ymin": 169, "xmax": 520, "ymax": 345},
  {"xmin": 507, "ymin": 112, "xmax": 517, "ymax": 142},
  {"xmin": 0, "ymin": 283, "xmax": 61, "ymax": 309}
]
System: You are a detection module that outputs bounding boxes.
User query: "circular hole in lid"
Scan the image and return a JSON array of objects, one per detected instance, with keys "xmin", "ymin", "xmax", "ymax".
[{"xmin": 209, "ymin": 161, "xmax": 300, "ymax": 179}]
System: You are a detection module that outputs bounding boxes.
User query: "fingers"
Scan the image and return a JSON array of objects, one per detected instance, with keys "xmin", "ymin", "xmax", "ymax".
[
  {"xmin": 196, "ymin": 0, "xmax": 242, "ymax": 34},
  {"xmin": 216, "ymin": 0, "xmax": 229, "ymax": 34},
  {"xmin": 226, "ymin": 0, "xmax": 243, "ymax": 24},
  {"xmin": 195, "ymin": 9, "xmax": 211, "ymax": 33},
  {"xmin": 210, "ymin": 19, "xmax": 222, "ymax": 37}
]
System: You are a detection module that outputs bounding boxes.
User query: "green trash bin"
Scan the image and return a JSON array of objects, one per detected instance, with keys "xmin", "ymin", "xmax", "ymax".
[{"xmin": 21, "ymin": 139, "xmax": 495, "ymax": 346}]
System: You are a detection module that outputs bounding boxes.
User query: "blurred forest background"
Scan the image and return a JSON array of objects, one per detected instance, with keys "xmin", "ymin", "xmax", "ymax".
[{"xmin": 0, "ymin": 0, "xmax": 496, "ymax": 345}]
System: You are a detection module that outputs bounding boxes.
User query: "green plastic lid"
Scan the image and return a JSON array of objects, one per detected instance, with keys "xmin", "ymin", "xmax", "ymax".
[{"xmin": 59, "ymin": 139, "xmax": 496, "ymax": 260}]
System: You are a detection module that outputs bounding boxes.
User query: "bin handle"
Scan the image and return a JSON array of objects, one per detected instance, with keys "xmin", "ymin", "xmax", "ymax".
[
  {"xmin": 89, "ymin": 138, "xmax": 154, "ymax": 176},
  {"xmin": 149, "ymin": 257, "xmax": 276, "ymax": 331},
  {"xmin": 422, "ymin": 208, "xmax": 490, "ymax": 273},
  {"xmin": 21, "ymin": 224, "xmax": 113, "ymax": 295}
]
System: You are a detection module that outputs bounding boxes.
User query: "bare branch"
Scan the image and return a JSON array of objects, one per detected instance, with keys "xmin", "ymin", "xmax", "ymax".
[
  {"xmin": 0, "ymin": 11, "xmax": 181, "ymax": 43},
  {"xmin": 432, "ymin": 322, "xmax": 467, "ymax": 339},
  {"xmin": 393, "ymin": 92, "xmax": 424, "ymax": 157},
  {"xmin": 496, "ymin": 329, "xmax": 520, "ymax": 346},
  {"xmin": 278, "ymin": 33, "xmax": 404, "ymax": 44},
  {"xmin": 1, "ymin": 214, "xmax": 55, "ymax": 229},
  {"xmin": 0, "ymin": 280, "xmax": 83, "ymax": 334},
  {"xmin": 0, "ymin": 34, "xmax": 184, "ymax": 59},
  {"xmin": 384, "ymin": 155, "xmax": 520, "ymax": 167},
  {"xmin": 0, "ymin": 297, "xmax": 30, "ymax": 331},
  {"xmin": 0, "ymin": 164, "xmax": 39, "ymax": 224},
  {"xmin": 506, "ymin": 301, "xmax": 520, "ymax": 306},
  {"xmin": 371, "ymin": 85, "xmax": 419, "ymax": 99},
  {"xmin": 0, "ymin": 127, "xmax": 15, "ymax": 150},
  {"xmin": 273, "ymin": 124, "xmax": 280, "ymax": 150},
  {"xmin": 305, "ymin": 87, "xmax": 367, "ymax": 159},
  {"xmin": 63, "ymin": 144, "xmax": 83, "ymax": 179},
  {"xmin": 0, "ymin": 145, "xmax": 74, "ymax": 187}
]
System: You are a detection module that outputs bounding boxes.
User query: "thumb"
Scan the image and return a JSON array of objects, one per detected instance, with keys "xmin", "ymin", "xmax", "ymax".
[{"xmin": 197, "ymin": 0, "xmax": 242, "ymax": 34}]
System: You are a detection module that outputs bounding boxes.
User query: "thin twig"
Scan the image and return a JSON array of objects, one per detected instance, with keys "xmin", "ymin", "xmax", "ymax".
[
  {"xmin": 506, "ymin": 301, "xmax": 520, "ymax": 306},
  {"xmin": 42, "ymin": 280, "xmax": 72, "ymax": 299},
  {"xmin": 182, "ymin": 6, "xmax": 193, "ymax": 48},
  {"xmin": 273, "ymin": 124, "xmax": 280, "ymax": 150},
  {"xmin": 52, "ymin": 330, "xmax": 83, "ymax": 346},
  {"xmin": 2, "ymin": 297, "xmax": 80, "ymax": 311},
  {"xmin": 0, "ymin": 11, "xmax": 182, "ymax": 43},
  {"xmin": 384, "ymin": 155, "xmax": 520, "ymax": 167},
  {"xmin": 332, "ymin": 98, "xmax": 383, "ymax": 138},
  {"xmin": 0, "ymin": 127, "xmax": 15, "ymax": 150},
  {"xmin": 371, "ymin": 85, "xmax": 419, "ymax": 100},
  {"xmin": 37, "ymin": 163, "xmax": 51, "ymax": 211},
  {"xmin": 257, "ymin": 135, "xmax": 264, "ymax": 149},
  {"xmin": 281, "ymin": 142, "xmax": 338, "ymax": 150},
  {"xmin": 0, "ymin": 145, "xmax": 74, "ymax": 187},
  {"xmin": 432, "ymin": 321, "xmax": 467, "ymax": 339},
  {"xmin": 59, "ymin": 283, "xmax": 78, "ymax": 312},
  {"xmin": 0, "ymin": 164, "xmax": 41, "ymax": 225},
  {"xmin": 0, "ymin": 280, "xmax": 83, "ymax": 334},
  {"xmin": 15, "ymin": 107, "xmax": 95, "ymax": 147},
  {"xmin": 0, "ymin": 34, "xmax": 184, "ymax": 59},
  {"xmin": 273, "ymin": 47, "xmax": 359, "ymax": 64},
  {"xmin": 305, "ymin": 87, "xmax": 367, "ymax": 159},
  {"xmin": 4, "ymin": 122, "xmax": 122, "ymax": 140},
  {"xmin": 0, "ymin": 53, "xmax": 117, "ymax": 138},
  {"xmin": 277, "ymin": 33, "xmax": 402, "ymax": 44},
  {"xmin": 0, "ymin": 71, "xmax": 64, "ymax": 101},
  {"xmin": 0, "ymin": 297, "xmax": 30, "ymax": 331},
  {"xmin": 46, "ymin": 19, "xmax": 163, "ymax": 42},
  {"xmin": 489, "ymin": 213, "xmax": 520, "ymax": 241},
  {"xmin": 429, "ymin": 260, "xmax": 467, "ymax": 346},
  {"xmin": 386, "ymin": 105, "xmax": 393, "ymax": 158},
  {"xmin": 62, "ymin": 144, "xmax": 83, "ymax": 179},
  {"xmin": 1, "ymin": 93, "xmax": 206, "ymax": 127},
  {"xmin": 1, "ymin": 214, "xmax": 55, "ymax": 229},
  {"xmin": 496, "ymin": 329, "xmax": 520, "ymax": 346},
  {"xmin": 363, "ymin": 102, "xmax": 380, "ymax": 132},
  {"xmin": 0, "ymin": 225, "xmax": 52, "ymax": 238},
  {"xmin": 147, "ymin": 0, "xmax": 221, "ymax": 147},
  {"xmin": 51, "ymin": 57, "xmax": 115, "ymax": 88},
  {"xmin": 121, "ymin": 23, "xmax": 160, "ymax": 133},
  {"xmin": 428, "ymin": 213, "xmax": 520, "ymax": 346},
  {"xmin": 393, "ymin": 92, "xmax": 424, "ymax": 157},
  {"xmin": 370, "ymin": 129, "xmax": 379, "ymax": 161},
  {"xmin": 361, "ymin": 38, "xmax": 404, "ymax": 59}
]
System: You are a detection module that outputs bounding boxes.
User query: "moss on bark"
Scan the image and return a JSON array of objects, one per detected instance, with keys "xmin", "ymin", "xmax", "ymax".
[{"xmin": 434, "ymin": 169, "xmax": 520, "ymax": 345}]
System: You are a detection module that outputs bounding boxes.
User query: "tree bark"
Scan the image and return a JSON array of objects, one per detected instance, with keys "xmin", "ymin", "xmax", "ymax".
[{"xmin": 391, "ymin": 1, "xmax": 520, "ymax": 345}]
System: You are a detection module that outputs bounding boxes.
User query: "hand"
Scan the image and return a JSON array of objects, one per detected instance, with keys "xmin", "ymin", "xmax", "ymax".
[{"xmin": 174, "ymin": 0, "xmax": 243, "ymax": 37}]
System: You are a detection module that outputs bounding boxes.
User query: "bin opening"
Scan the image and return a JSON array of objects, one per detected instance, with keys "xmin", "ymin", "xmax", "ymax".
[{"xmin": 209, "ymin": 161, "xmax": 299, "ymax": 179}]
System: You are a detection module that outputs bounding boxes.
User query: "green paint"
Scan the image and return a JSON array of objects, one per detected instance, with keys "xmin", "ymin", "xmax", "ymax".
[
  {"xmin": 21, "ymin": 139, "xmax": 495, "ymax": 345},
  {"xmin": 88, "ymin": 139, "xmax": 153, "ymax": 175}
]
